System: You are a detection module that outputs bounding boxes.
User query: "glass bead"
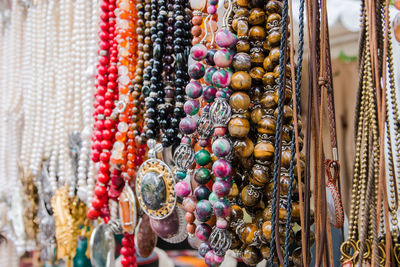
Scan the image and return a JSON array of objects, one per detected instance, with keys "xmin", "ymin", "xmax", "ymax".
[
  {"xmin": 113, "ymin": 141, "xmax": 125, "ymax": 151},
  {"xmin": 118, "ymin": 122, "xmax": 129, "ymax": 132}
]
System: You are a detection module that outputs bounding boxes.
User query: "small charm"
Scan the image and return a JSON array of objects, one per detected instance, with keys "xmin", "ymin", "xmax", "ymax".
[{"xmin": 119, "ymin": 184, "xmax": 137, "ymax": 234}]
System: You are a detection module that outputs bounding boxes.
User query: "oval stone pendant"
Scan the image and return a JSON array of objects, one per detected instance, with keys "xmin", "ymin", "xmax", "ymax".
[
  {"xmin": 149, "ymin": 206, "xmax": 188, "ymax": 243},
  {"xmin": 135, "ymin": 215, "xmax": 157, "ymax": 258},
  {"xmin": 136, "ymin": 158, "xmax": 176, "ymax": 219},
  {"xmin": 90, "ymin": 223, "xmax": 115, "ymax": 267},
  {"xmin": 119, "ymin": 184, "xmax": 137, "ymax": 234}
]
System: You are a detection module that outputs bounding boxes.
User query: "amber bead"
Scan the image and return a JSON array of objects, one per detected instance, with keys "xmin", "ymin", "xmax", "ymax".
[
  {"xmin": 231, "ymin": 71, "xmax": 252, "ymax": 91},
  {"xmin": 237, "ymin": 0, "xmax": 249, "ymax": 7},
  {"xmin": 232, "ymin": 52, "xmax": 252, "ymax": 71},
  {"xmin": 249, "ymin": 165, "xmax": 270, "ymax": 186},
  {"xmin": 228, "ymin": 117, "xmax": 250, "ymax": 138},
  {"xmin": 269, "ymin": 47, "xmax": 280, "ymax": 65},
  {"xmin": 249, "ymin": 26, "xmax": 266, "ymax": 41},
  {"xmin": 242, "ymin": 246, "xmax": 262, "ymax": 266},
  {"xmin": 257, "ymin": 116, "xmax": 276, "ymax": 135},
  {"xmin": 236, "ymin": 40, "xmax": 251, "ymax": 52},
  {"xmin": 230, "ymin": 205, "xmax": 244, "ymax": 221},
  {"xmin": 233, "ymin": 19, "xmax": 249, "ymax": 37},
  {"xmin": 260, "ymin": 245, "xmax": 270, "ymax": 259},
  {"xmin": 267, "ymin": 30, "xmax": 281, "ymax": 46},
  {"xmin": 263, "ymin": 40, "xmax": 271, "ymax": 53},
  {"xmin": 254, "ymin": 140, "xmax": 274, "ymax": 161},
  {"xmin": 251, "ymin": 86, "xmax": 263, "ymax": 102},
  {"xmin": 249, "ymin": 67, "xmax": 265, "ymax": 82},
  {"xmin": 266, "ymin": 13, "xmax": 281, "ymax": 29},
  {"xmin": 274, "ymin": 105, "xmax": 293, "ymax": 124},
  {"xmin": 261, "ymin": 90, "xmax": 277, "ymax": 109},
  {"xmin": 263, "ymin": 57, "xmax": 275, "ymax": 73},
  {"xmin": 234, "ymin": 137, "xmax": 254, "ymax": 158},
  {"xmin": 250, "ymin": 51, "xmax": 265, "ymax": 66},
  {"xmin": 248, "ymin": 8, "xmax": 266, "ymax": 25},
  {"xmin": 281, "ymin": 147, "xmax": 291, "ymax": 168},
  {"xmin": 240, "ymin": 223, "xmax": 258, "ymax": 245},
  {"xmin": 273, "ymin": 64, "xmax": 291, "ymax": 78},
  {"xmin": 265, "ymin": 0, "xmax": 282, "ymax": 15},
  {"xmin": 230, "ymin": 92, "xmax": 250, "ymax": 111},
  {"xmin": 241, "ymin": 185, "xmax": 260, "ymax": 207}
]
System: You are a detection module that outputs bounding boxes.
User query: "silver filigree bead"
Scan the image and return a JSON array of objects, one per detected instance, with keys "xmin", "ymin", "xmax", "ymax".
[
  {"xmin": 209, "ymin": 97, "xmax": 232, "ymax": 127},
  {"xmin": 197, "ymin": 110, "xmax": 214, "ymax": 139},
  {"xmin": 173, "ymin": 142, "xmax": 195, "ymax": 170},
  {"xmin": 209, "ymin": 228, "xmax": 232, "ymax": 257}
]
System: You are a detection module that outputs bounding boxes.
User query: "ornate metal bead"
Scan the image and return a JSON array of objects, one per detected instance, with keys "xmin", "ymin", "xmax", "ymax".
[
  {"xmin": 209, "ymin": 97, "xmax": 232, "ymax": 127},
  {"xmin": 197, "ymin": 110, "xmax": 214, "ymax": 139},
  {"xmin": 209, "ymin": 228, "xmax": 232, "ymax": 257},
  {"xmin": 174, "ymin": 143, "xmax": 195, "ymax": 170}
]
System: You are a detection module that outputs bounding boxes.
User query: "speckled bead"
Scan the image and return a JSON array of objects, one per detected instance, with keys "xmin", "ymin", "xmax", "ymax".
[
  {"xmin": 195, "ymin": 149, "xmax": 211, "ymax": 166},
  {"xmin": 188, "ymin": 62, "xmax": 205, "ymax": 80},
  {"xmin": 231, "ymin": 71, "xmax": 252, "ymax": 91},
  {"xmin": 195, "ymin": 223, "xmax": 212, "ymax": 241},
  {"xmin": 212, "ymin": 159, "xmax": 232, "ymax": 178},
  {"xmin": 212, "ymin": 69, "xmax": 232, "ymax": 88},
  {"xmin": 195, "ymin": 200, "xmax": 213, "ymax": 222},
  {"xmin": 211, "ymin": 137, "xmax": 232, "ymax": 158},
  {"xmin": 185, "ymin": 81, "xmax": 203, "ymax": 99},
  {"xmin": 213, "ymin": 198, "xmax": 231, "ymax": 217},
  {"xmin": 179, "ymin": 117, "xmax": 197, "ymax": 134},
  {"xmin": 175, "ymin": 181, "xmax": 191, "ymax": 197},
  {"xmin": 194, "ymin": 167, "xmax": 211, "ymax": 184},
  {"xmin": 214, "ymin": 49, "xmax": 234, "ymax": 68},
  {"xmin": 198, "ymin": 242, "xmax": 211, "ymax": 257},
  {"xmin": 212, "ymin": 179, "xmax": 231, "ymax": 197},
  {"xmin": 215, "ymin": 28, "xmax": 238, "ymax": 48},
  {"xmin": 194, "ymin": 185, "xmax": 211, "ymax": 200},
  {"xmin": 232, "ymin": 52, "xmax": 252, "ymax": 71},
  {"xmin": 184, "ymin": 99, "xmax": 200, "ymax": 116},
  {"xmin": 190, "ymin": 43, "xmax": 208, "ymax": 61},
  {"xmin": 204, "ymin": 66, "xmax": 218, "ymax": 85},
  {"xmin": 203, "ymin": 86, "xmax": 217, "ymax": 103}
]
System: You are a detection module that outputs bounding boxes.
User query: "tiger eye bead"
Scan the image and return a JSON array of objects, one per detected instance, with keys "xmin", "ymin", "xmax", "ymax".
[
  {"xmin": 242, "ymin": 246, "xmax": 263, "ymax": 266},
  {"xmin": 249, "ymin": 165, "xmax": 270, "ymax": 186},
  {"xmin": 228, "ymin": 117, "xmax": 250, "ymax": 138},
  {"xmin": 257, "ymin": 116, "xmax": 276, "ymax": 135},
  {"xmin": 269, "ymin": 47, "xmax": 280, "ymax": 65},
  {"xmin": 251, "ymin": 107, "xmax": 264, "ymax": 124},
  {"xmin": 241, "ymin": 185, "xmax": 260, "ymax": 206},
  {"xmin": 254, "ymin": 141, "xmax": 274, "ymax": 161},
  {"xmin": 249, "ymin": 26, "xmax": 266, "ymax": 41},
  {"xmin": 234, "ymin": 19, "xmax": 249, "ymax": 37},
  {"xmin": 234, "ymin": 137, "xmax": 254, "ymax": 158},
  {"xmin": 248, "ymin": 8, "xmax": 266, "ymax": 25},
  {"xmin": 240, "ymin": 223, "xmax": 258, "ymax": 245},
  {"xmin": 260, "ymin": 245, "xmax": 270, "ymax": 259},
  {"xmin": 268, "ymin": 30, "xmax": 281, "ymax": 46},
  {"xmin": 236, "ymin": 40, "xmax": 251, "ymax": 52},
  {"xmin": 250, "ymin": 51, "xmax": 265, "ymax": 66},
  {"xmin": 231, "ymin": 71, "xmax": 252, "ymax": 91},
  {"xmin": 231, "ymin": 205, "xmax": 244, "ymax": 220},
  {"xmin": 237, "ymin": 0, "xmax": 250, "ymax": 7},
  {"xmin": 262, "ymin": 220, "xmax": 272, "ymax": 240},
  {"xmin": 230, "ymin": 92, "xmax": 251, "ymax": 111},
  {"xmin": 263, "ymin": 57, "xmax": 275, "ymax": 73},
  {"xmin": 274, "ymin": 105, "xmax": 293, "ymax": 124},
  {"xmin": 235, "ymin": 7, "xmax": 250, "ymax": 18},
  {"xmin": 261, "ymin": 90, "xmax": 277, "ymax": 109},
  {"xmin": 265, "ymin": 0, "xmax": 282, "ymax": 15},
  {"xmin": 281, "ymin": 147, "xmax": 291, "ymax": 168},
  {"xmin": 249, "ymin": 67, "xmax": 265, "ymax": 82},
  {"xmin": 266, "ymin": 13, "xmax": 281, "ymax": 31},
  {"xmin": 232, "ymin": 52, "xmax": 252, "ymax": 71}
]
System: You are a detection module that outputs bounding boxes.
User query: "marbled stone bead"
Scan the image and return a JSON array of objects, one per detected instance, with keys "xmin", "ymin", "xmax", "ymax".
[
  {"xmin": 198, "ymin": 242, "xmax": 211, "ymax": 257},
  {"xmin": 213, "ymin": 198, "xmax": 231, "ymax": 218},
  {"xmin": 194, "ymin": 167, "xmax": 211, "ymax": 184},
  {"xmin": 249, "ymin": 26, "xmax": 266, "ymax": 41},
  {"xmin": 203, "ymin": 85, "xmax": 217, "ymax": 103},
  {"xmin": 248, "ymin": 8, "xmax": 265, "ymax": 25},
  {"xmin": 175, "ymin": 181, "xmax": 191, "ymax": 197},
  {"xmin": 188, "ymin": 62, "xmax": 205, "ymax": 80},
  {"xmin": 211, "ymin": 137, "xmax": 232, "ymax": 158},
  {"xmin": 249, "ymin": 66, "xmax": 265, "ymax": 82},
  {"xmin": 195, "ymin": 223, "xmax": 212, "ymax": 241},
  {"xmin": 212, "ymin": 179, "xmax": 231, "ymax": 197},
  {"xmin": 236, "ymin": 40, "xmax": 250, "ymax": 52},
  {"xmin": 185, "ymin": 81, "xmax": 203, "ymax": 99},
  {"xmin": 215, "ymin": 28, "xmax": 238, "ymax": 48},
  {"xmin": 233, "ymin": 137, "xmax": 254, "ymax": 158},
  {"xmin": 231, "ymin": 71, "xmax": 252, "ymax": 91},
  {"xmin": 195, "ymin": 149, "xmax": 211, "ymax": 166},
  {"xmin": 195, "ymin": 199, "xmax": 213, "ymax": 222},
  {"xmin": 179, "ymin": 116, "xmax": 197, "ymax": 134},
  {"xmin": 228, "ymin": 117, "xmax": 250, "ymax": 138},
  {"xmin": 257, "ymin": 116, "xmax": 276, "ymax": 135},
  {"xmin": 204, "ymin": 66, "xmax": 218, "ymax": 85},
  {"xmin": 184, "ymin": 99, "xmax": 200, "ymax": 116},
  {"xmin": 190, "ymin": 43, "xmax": 208, "ymax": 61},
  {"xmin": 212, "ymin": 159, "xmax": 231, "ymax": 178},
  {"xmin": 242, "ymin": 246, "xmax": 262, "ymax": 266},
  {"xmin": 232, "ymin": 52, "xmax": 252, "ymax": 71},
  {"xmin": 214, "ymin": 49, "xmax": 233, "ymax": 68},
  {"xmin": 241, "ymin": 185, "xmax": 260, "ymax": 206},
  {"xmin": 212, "ymin": 69, "xmax": 232, "ymax": 88},
  {"xmin": 194, "ymin": 185, "xmax": 211, "ymax": 201},
  {"xmin": 230, "ymin": 91, "xmax": 250, "ymax": 111},
  {"xmin": 254, "ymin": 140, "xmax": 274, "ymax": 161}
]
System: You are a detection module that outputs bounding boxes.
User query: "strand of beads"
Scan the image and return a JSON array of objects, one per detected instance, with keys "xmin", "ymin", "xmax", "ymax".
[{"xmin": 88, "ymin": 0, "xmax": 118, "ymax": 221}]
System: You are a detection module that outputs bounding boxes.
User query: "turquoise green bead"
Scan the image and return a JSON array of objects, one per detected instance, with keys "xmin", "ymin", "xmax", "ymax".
[
  {"xmin": 195, "ymin": 149, "xmax": 211, "ymax": 166},
  {"xmin": 177, "ymin": 170, "xmax": 187, "ymax": 180},
  {"xmin": 194, "ymin": 167, "xmax": 211, "ymax": 184}
]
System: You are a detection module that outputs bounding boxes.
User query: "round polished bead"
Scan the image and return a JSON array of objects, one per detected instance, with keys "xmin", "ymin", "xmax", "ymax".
[
  {"xmin": 233, "ymin": 137, "xmax": 254, "ymax": 158},
  {"xmin": 213, "ymin": 198, "xmax": 231, "ymax": 218},
  {"xmin": 182, "ymin": 196, "xmax": 197, "ymax": 212},
  {"xmin": 249, "ymin": 8, "xmax": 265, "ymax": 25},
  {"xmin": 268, "ymin": 30, "xmax": 281, "ymax": 46},
  {"xmin": 249, "ymin": 26, "xmax": 266, "ymax": 41},
  {"xmin": 189, "ymin": 0, "xmax": 206, "ymax": 10},
  {"xmin": 204, "ymin": 66, "xmax": 218, "ymax": 85},
  {"xmin": 203, "ymin": 86, "xmax": 217, "ymax": 103},
  {"xmin": 249, "ymin": 166, "xmax": 270, "ymax": 186},
  {"xmin": 195, "ymin": 149, "xmax": 211, "ymax": 166},
  {"xmin": 265, "ymin": 1, "xmax": 282, "ymax": 15},
  {"xmin": 198, "ymin": 243, "xmax": 211, "ymax": 258},
  {"xmin": 179, "ymin": 117, "xmax": 197, "ymax": 134},
  {"xmin": 254, "ymin": 141, "xmax": 274, "ymax": 161},
  {"xmin": 215, "ymin": 28, "xmax": 238, "ymax": 48},
  {"xmin": 185, "ymin": 81, "xmax": 203, "ymax": 99},
  {"xmin": 194, "ymin": 167, "xmax": 211, "ymax": 184},
  {"xmin": 230, "ymin": 91, "xmax": 250, "ymax": 112},
  {"xmin": 188, "ymin": 62, "xmax": 205, "ymax": 80},
  {"xmin": 212, "ymin": 179, "xmax": 231, "ymax": 197},
  {"xmin": 212, "ymin": 69, "xmax": 232, "ymax": 88},
  {"xmin": 241, "ymin": 185, "xmax": 260, "ymax": 207},
  {"xmin": 175, "ymin": 181, "xmax": 191, "ymax": 197},
  {"xmin": 213, "ymin": 49, "xmax": 233, "ymax": 68},
  {"xmin": 249, "ymin": 67, "xmax": 265, "ymax": 82},
  {"xmin": 236, "ymin": 40, "xmax": 250, "ymax": 52},
  {"xmin": 194, "ymin": 185, "xmax": 211, "ymax": 200},
  {"xmin": 185, "ymin": 212, "xmax": 195, "ymax": 223},
  {"xmin": 190, "ymin": 43, "xmax": 208, "ymax": 60},
  {"xmin": 231, "ymin": 71, "xmax": 252, "ymax": 91},
  {"xmin": 232, "ymin": 52, "xmax": 252, "ymax": 71},
  {"xmin": 195, "ymin": 200, "xmax": 213, "ymax": 222},
  {"xmin": 242, "ymin": 246, "xmax": 262, "ymax": 266},
  {"xmin": 228, "ymin": 117, "xmax": 250, "ymax": 138},
  {"xmin": 186, "ymin": 223, "xmax": 196, "ymax": 234},
  {"xmin": 212, "ymin": 159, "xmax": 232, "ymax": 178},
  {"xmin": 195, "ymin": 223, "xmax": 212, "ymax": 241},
  {"xmin": 183, "ymin": 99, "xmax": 200, "ymax": 115},
  {"xmin": 212, "ymin": 138, "xmax": 232, "ymax": 157},
  {"xmin": 257, "ymin": 116, "xmax": 276, "ymax": 135},
  {"xmin": 205, "ymin": 49, "xmax": 217, "ymax": 66}
]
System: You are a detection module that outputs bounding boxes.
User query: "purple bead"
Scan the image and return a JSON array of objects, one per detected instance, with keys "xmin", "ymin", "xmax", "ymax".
[
  {"xmin": 205, "ymin": 49, "xmax": 217, "ymax": 65},
  {"xmin": 199, "ymin": 139, "xmax": 209, "ymax": 147},
  {"xmin": 215, "ymin": 28, "xmax": 238, "ymax": 48},
  {"xmin": 212, "ymin": 138, "xmax": 232, "ymax": 157},
  {"xmin": 215, "ymin": 90, "xmax": 227, "ymax": 99},
  {"xmin": 214, "ymin": 49, "xmax": 233, "ymax": 68},
  {"xmin": 212, "ymin": 159, "xmax": 231, "ymax": 178},
  {"xmin": 194, "ymin": 185, "xmax": 211, "ymax": 200},
  {"xmin": 222, "ymin": 88, "xmax": 232, "ymax": 98},
  {"xmin": 185, "ymin": 81, "xmax": 203, "ymax": 99},
  {"xmin": 179, "ymin": 117, "xmax": 197, "ymax": 134},
  {"xmin": 204, "ymin": 66, "xmax": 217, "ymax": 85},
  {"xmin": 195, "ymin": 223, "xmax": 212, "ymax": 241},
  {"xmin": 174, "ymin": 181, "xmax": 191, "ymax": 197},
  {"xmin": 198, "ymin": 242, "xmax": 211, "ymax": 257},
  {"xmin": 190, "ymin": 43, "xmax": 208, "ymax": 61},
  {"xmin": 213, "ymin": 198, "xmax": 231, "ymax": 217},
  {"xmin": 195, "ymin": 200, "xmax": 213, "ymax": 222},
  {"xmin": 184, "ymin": 99, "xmax": 200, "ymax": 116},
  {"xmin": 189, "ymin": 62, "xmax": 205, "ymax": 80},
  {"xmin": 203, "ymin": 86, "xmax": 217, "ymax": 103},
  {"xmin": 212, "ymin": 179, "xmax": 231, "ymax": 197}
]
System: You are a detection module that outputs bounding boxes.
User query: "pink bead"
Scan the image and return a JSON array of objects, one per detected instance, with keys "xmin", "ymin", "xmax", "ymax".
[
  {"xmin": 207, "ymin": 5, "xmax": 217, "ymax": 14},
  {"xmin": 214, "ymin": 127, "xmax": 227, "ymax": 136},
  {"xmin": 216, "ymin": 218, "xmax": 228, "ymax": 229},
  {"xmin": 214, "ymin": 254, "xmax": 225, "ymax": 264},
  {"xmin": 190, "ymin": 44, "xmax": 208, "ymax": 61},
  {"xmin": 212, "ymin": 159, "xmax": 231, "ymax": 178},
  {"xmin": 175, "ymin": 181, "xmax": 191, "ymax": 197},
  {"xmin": 215, "ymin": 29, "xmax": 238, "ymax": 48}
]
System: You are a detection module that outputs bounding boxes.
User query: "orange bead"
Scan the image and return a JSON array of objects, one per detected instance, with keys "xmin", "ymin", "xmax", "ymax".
[
  {"xmin": 127, "ymin": 168, "xmax": 135, "ymax": 177},
  {"xmin": 119, "ymin": 113, "xmax": 129, "ymax": 122},
  {"xmin": 119, "ymin": 86, "xmax": 129, "ymax": 94},
  {"xmin": 115, "ymin": 132, "xmax": 126, "ymax": 142},
  {"xmin": 127, "ymin": 153, "xmax": 135, "ymax": 161}
]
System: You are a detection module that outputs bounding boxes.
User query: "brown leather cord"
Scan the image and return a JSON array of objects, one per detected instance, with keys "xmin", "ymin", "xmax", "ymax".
[{"xmin": 288, "ymin": 0, "xmax": 307, "ymax": 266}]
